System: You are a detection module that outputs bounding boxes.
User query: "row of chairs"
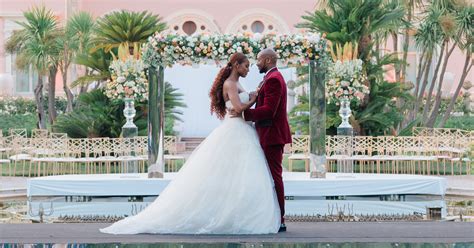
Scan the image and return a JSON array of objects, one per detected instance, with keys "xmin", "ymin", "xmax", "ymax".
[
  {"xmin": 2, "ymin": 128, "xmax": 472, "ymax": 176},
  {"xmin": 288, "ymin": 131, "xmax": 472, "ymax": 175},
  {"xmin": 0, "ymin": 129, "xmax": 185, "ymax": 177}
]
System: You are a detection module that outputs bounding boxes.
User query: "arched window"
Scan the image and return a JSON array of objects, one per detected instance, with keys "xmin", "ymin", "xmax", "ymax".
[
  {"xmin": 182, "ymin": 21, "xmax": 197, "ymax": 36},
  {"xmin": 251, "ymin": 20, "xmax": 264, "ymax": 33},
  {"xmin": 165, "ymin": 10, "xmax": 221, "ymax": 35},
  {"xmin": 225, "ymin": 9, "xmax": 291, "ymax": 34}
]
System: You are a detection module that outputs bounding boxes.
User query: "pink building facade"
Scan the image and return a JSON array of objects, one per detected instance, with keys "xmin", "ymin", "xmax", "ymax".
[{"xmin": 0, "ymin": 0, "xmax": 472, "ymax": 98}]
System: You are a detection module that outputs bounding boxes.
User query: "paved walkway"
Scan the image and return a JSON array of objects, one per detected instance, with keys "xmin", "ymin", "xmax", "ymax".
[{"xmin": 1, "ymin": 222, "xmax": 473, "ymax": 243}]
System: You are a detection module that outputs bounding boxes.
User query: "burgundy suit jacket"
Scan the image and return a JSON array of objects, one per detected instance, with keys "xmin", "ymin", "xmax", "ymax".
[{"xmin": 244, "ymin": 68, "xmax": 292, "ymax": 147}]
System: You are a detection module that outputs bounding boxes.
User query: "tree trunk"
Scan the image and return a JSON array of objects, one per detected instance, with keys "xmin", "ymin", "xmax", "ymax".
[
  {"xmin": 438, "ymin": 51, "xmax": 472, "ymax": 128},
  {"xmin": 400, "ymin": 2, "xmax": 413, "ymax": 82},
  {"xmin": 421, "ymin": 42, "xmax": 446, "ymax": 123},
  {"xmin": 426, "ymin": 42, "xmax": 456, "ymax": 127},
  {"xmin": 414, "ymin": 51, "xmax": 426, "ymax": 98},
  {"xmin": 79, "ymin": 66, "xmax": 89, "ymax": 95},
  {"xmin": 34, "ymin": 75, "xmax": 47, "ymax": 129},
  {"xmin": 412, "ymin": 53, "xmax": 433, "ymax": 120},
  {"xmin": 60, "ymin": 45, "xmax": 75, "ymax": 113},
  {"xmin": 392, "ymin": 32, "xmax": 401, "ymax": 82},
  {"xmin": 358, "ymin": 35, "xmax": 372, "ymax": 63},
  {"xmin": 47, "ymin": 66, "xmax": 57, "ymax": 125},
  {"xmin": 408, "ymin": 51, "xmax": 427, "ymax": 121},
  {"xmin": 62, "ymin": 63, "xmax": 74, "ymax": 112}
]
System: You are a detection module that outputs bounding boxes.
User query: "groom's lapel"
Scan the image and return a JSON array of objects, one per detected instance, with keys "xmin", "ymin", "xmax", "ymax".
[{"xmin": 256, "ymin": 68, "xmax": 277, "ymax": 108}]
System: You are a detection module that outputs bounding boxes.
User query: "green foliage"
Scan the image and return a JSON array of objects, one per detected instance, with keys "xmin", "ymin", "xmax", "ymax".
[
  {"xmin": 53, "ymin": 82, "xmax": 186, "ymax": 138},
  {"xmin": 438, "ymin": 97, "xmax": 465, "ymax": 114},
  {"xmin": 0, "ymin": 114, "xmax": 38, "ymax": 136},
  {"xmin": 93, "ymin": 10, "xmax": 166, "ymax": 52},
  {"xmin": 72, "ymin": 48, "xmax": 112, "ymax": 88},
  {"xmin": 53, "ymin": 90, "xmax": 123, "ymax": 138},
  {"xmin": 0, "ymin": 98, "xmax": 36, "ymax": 115},
  {"xmin": 443, "ymin": 116, "xmax": 474, "ymax": 130},
  {"xmin": 355, "ymin": 80, "xmax": 413, "ymax": 135},
  {"xmin": 298, "ymin": 0, "xmax": 404, "ymax": 61},
  {"xmin": 289, "ymin": 94, "xmax": 309, "ymax": 135},
  {"xmin": 290, "ymin": 54, "xmax": 412, "ymax": 136}
]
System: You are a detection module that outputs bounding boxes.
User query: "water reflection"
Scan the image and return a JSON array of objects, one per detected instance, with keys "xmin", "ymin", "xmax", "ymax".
[{"xmin": 1, "ymin": 243, "xmax": 474, "ymax": 248}]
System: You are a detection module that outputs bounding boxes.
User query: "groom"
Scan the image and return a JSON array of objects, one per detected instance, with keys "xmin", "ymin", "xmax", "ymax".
[{"xmin": 231, "ymin": 48, "xmax": 292, "ymax": 232}]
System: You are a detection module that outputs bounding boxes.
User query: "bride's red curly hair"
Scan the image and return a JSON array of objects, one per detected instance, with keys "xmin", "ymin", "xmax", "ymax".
[{"xmin": 209, "ymin": 52, "xmax": 248, "ymax": 119}]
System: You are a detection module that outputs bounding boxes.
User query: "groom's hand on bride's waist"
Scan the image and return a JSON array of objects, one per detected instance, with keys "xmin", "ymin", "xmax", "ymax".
[{"xmin": 228, "ymin": 108, "xmax": 243, "ymax": 118}]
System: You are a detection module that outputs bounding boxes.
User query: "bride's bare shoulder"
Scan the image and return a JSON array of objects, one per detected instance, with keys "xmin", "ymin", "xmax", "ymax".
[{"xmin": 223, "ymin": 78, "xmax": 237, "ymax": 87}]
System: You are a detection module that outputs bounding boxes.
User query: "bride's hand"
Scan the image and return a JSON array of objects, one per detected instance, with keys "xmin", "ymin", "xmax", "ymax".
[{"xmin": 249, "ymin": 92, "xmax": 258, "ymax": 103}]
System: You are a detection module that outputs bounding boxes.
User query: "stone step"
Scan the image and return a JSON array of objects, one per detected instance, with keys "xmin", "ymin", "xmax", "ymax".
[
  {"xmin": 0, "ymin": 193, "xmax": 26, "ymax": 200},
  {"xmin": 0, "ymin": 188, "xmax": 26, "ymax": 195},
  {"xmin": 0, "ymin": 188, "xmax": 26, "ymax": 200},
  {"xmin": 182, "ymin": 137, "xmax": 205, "ymax": 152},
  {"xmin": 181, "ymin": 138, "xmax": 205, "ymax": 142}
]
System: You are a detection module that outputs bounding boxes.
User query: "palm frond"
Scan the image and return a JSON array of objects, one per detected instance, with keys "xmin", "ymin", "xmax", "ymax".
[{"xmin": 93, "ymin": 10, "xmax": 166, "ymax": 52}]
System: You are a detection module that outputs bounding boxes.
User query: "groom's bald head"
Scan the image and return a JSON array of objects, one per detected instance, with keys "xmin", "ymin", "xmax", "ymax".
[{"xmin": 257, "ymin": 48, "xmax": 278, "ymax": 73}]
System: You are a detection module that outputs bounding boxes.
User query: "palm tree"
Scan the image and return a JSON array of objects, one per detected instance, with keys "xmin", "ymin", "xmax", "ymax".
[
  {"xmin": 93, "ymin": 10, "xmax": 166, "ymax": 55},
  {"xmin": 439, "ymin": 5, "xmax": 473, "ymax": 127},
  {"xmin": 57, "ymin": 11, "xmax": 95, "ymax": 112},
  {"xmin": 5, "ymin": 6, "xmax": 59, "ymax": 129},
  {"xmin": 71, "ymin": 48, "xmax": 113, "ymax": 89},
  {"xmin": 298, "ymin": 0, "xmax": 404, "ymax": 62},
  {"xmin": 72, "ymin": 10, "xmax": 166, "ymax": 92},
  {"xmin": 425, "ymin": 1, "xmax": 466, "ymax": 127},
  {"xmin": 410, "ymin": 6, "xmax": 444, "ymax": 123},
  {"xmin": 67, "ymin": 12, "xmax": 95, "ymax": 95}
]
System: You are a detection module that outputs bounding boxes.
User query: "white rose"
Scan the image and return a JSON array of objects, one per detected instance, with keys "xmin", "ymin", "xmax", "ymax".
[{"xmin": 116, "ymin": 76, "xmax": 126, "ymax": 83}]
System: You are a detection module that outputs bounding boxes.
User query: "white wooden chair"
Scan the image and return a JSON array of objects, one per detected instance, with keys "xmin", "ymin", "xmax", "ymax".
[
  {"xmin": 0, "ymin": 135, "xmax": 12, "ymax": 159},
  {"xmin": 288, "ymin": 135, "xmax": 310, "ymax": 172},
  {"xmin": 0, "ymin": 134, "xmax": 10, "ymax": 176},
  {"xmin": 325, "ymin": 136, "xmax": 352, "ymax": 172},
  {"xmin": 350, "ymin": 136, "xmax": 375, "ymax": 173},
  {"xmin": 164, "ymin": 136, "xmax": 185, "ymax": 172},
  {"xmin": 448, "ymin": 130, "xmax": 472, "ymax": 175},
  {"xmin": 8, "ymin": 129, "xmax": 31, "ymax": 176}
]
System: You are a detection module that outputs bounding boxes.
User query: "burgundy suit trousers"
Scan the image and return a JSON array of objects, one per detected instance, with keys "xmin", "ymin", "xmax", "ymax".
[{"xmin": 263, "ymin": 144, "xmax": 285, "ymax": 223}]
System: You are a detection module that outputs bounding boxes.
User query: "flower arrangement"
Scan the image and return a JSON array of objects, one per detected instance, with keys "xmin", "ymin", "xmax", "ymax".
[
  {"xmin": 326, "ymin": 42, "xmax": 369, "ymax": 105},
  {"xmin": 142, "ymin": 32, "xmax": 326, "ymax": 67},
  {"xmin": 105, "ymin": 43, "xmax": 148, "ymax": 101}
]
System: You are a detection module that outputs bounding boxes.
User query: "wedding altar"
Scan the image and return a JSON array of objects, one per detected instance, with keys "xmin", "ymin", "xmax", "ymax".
[{"xmin": 26, "ymin": 172, "xmax": 447, "ymax": 220}]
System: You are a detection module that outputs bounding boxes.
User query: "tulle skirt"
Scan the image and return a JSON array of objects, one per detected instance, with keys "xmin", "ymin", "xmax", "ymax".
[{"xmin": 100, "ymin": 116, "xmax": 280, "ymax": 234}]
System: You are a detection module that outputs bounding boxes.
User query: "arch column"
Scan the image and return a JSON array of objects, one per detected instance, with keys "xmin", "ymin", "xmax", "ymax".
[
  {"xmin": 147, "ymin": 65, "xmax": 165, "ymax": 178},
  {"xmin": 309, "ymin": 60, "xmax": 327, "ymax": 178}
]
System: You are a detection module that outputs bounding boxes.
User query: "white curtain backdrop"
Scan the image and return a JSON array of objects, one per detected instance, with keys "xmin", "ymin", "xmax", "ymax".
[{"xmin": 165, "ymin": 64, "xmax": 296, "ymax": 137}]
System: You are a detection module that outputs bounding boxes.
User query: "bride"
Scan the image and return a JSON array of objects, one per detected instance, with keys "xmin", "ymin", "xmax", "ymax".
[{"xmin": 100, "ymin": 52, "xmax": 281, "ymax": 235}]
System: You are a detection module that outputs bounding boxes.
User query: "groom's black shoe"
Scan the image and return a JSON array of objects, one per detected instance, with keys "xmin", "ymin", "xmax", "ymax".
[{"xmin": 278, "ymin": 224, "xmax": 287, "ymax": 232}]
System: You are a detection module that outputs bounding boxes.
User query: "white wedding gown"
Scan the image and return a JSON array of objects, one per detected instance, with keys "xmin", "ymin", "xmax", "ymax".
[{"xmin": 100, "ymin": 92, "xmax": 281, "ymax": 235}]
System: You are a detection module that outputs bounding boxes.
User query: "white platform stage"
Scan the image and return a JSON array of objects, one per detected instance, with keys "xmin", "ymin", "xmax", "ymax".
[{"xmin": 26, "ymin": 172, "xmax": 447, "ymax": 219}]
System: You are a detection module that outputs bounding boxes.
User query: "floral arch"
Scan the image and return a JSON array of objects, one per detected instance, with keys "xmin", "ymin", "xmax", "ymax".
[{"xmin": 142, "ymin": 32, "xmax": 328, "ymax": 179}]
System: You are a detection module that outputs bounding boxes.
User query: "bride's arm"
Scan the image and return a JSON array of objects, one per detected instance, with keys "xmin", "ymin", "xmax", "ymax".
[{"xmin": 226, "ymin": 82, "xmax": 257, "ymax": 114}]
